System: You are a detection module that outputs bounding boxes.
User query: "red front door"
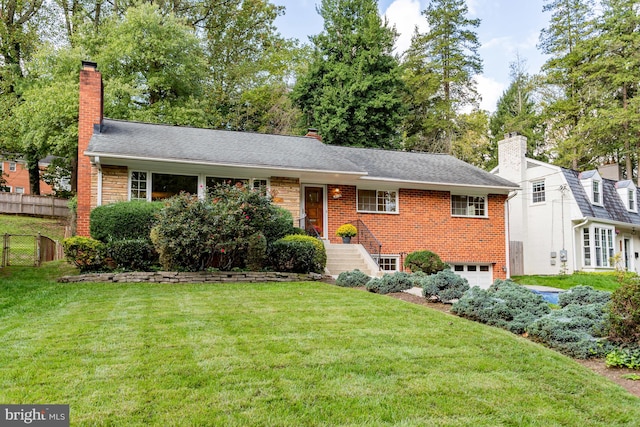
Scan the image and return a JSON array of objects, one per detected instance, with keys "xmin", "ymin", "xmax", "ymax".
[{"xmin": 304, "ymin": 187, "xmax": 324, "ymax": 235}]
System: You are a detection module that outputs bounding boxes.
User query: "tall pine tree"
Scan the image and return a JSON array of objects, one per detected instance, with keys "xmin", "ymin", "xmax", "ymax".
[
  {"xmin": 292, "ymin": 0, "xmax": 406, "ymax": 147},
  {"xmin": 401, "ymin": 0, "xmax": 482, "ymax": 153}
]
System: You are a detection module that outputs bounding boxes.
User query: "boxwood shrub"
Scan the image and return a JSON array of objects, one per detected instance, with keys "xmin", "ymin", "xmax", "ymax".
[
  {"xmin": 105, "ymin": 239, "xmax": 159, "ymax": 271},
  {"xmin": 90, "ymin": 200, "xmax": 163, "ymax": 242},
  {"xmin": 404, "ymin": 250, "xmax": 447, "ymax": 274},
  {"xmin": 366, "ymin": 272, "xmax": 413, "ymax": 294},
  {"xmin": 62, "ymin": 236, "xmax": 105, "ymax": 272},
  {"xmin": 336, "ymin": 269, "xmax": 370, "ymax": 287},
  {"xmin": 279, "ymin": 235, "xmax": 326, "ymax": 272},
  {"xmin": 451, "ymin": 279, "xmax": 550, "ymax": 334},
  {"xmin": 269, "ymin": 238, "xmax": 318, "ymax": 273},
  {"xmin": 420, "ymin": 269, "xmax": 470, "ymax": 303}
]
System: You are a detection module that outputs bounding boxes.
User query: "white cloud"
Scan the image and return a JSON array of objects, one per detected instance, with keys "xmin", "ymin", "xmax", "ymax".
[
  {"xmin": 382, "ymin": 0, "xmax": 429, "ymax": 54},
  {"xmin": 475, "ymin": 74, "xmax": 505, "ymax": 112}
]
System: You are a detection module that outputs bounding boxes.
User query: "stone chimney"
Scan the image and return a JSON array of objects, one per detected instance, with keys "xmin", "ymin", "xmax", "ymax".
[
  {"xmin": 497, "ymin": 132, "xmax": 527, "ymax": 183},
  {"xmin": 598, "ymin": 162, "xmax": 620, "ymax": 181},
  {"xmin": 304, "ymin": 128, "xmax": 322, "ymax": 141},
  {"xmin": 77, "ymin": 61, "xmax": 103, "ymax": 236}
]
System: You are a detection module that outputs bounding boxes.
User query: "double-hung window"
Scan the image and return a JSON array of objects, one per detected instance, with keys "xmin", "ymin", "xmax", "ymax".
[
  {"xmin": 357, "ymin": 189, "xmax": 397, "ymax": 213},
  {"xmin": 587, "ymin": 226, "xmax": 614, "ymax": 268},
  {"xmin": 532, "ymin": 180, "xmax": 545, "ymax": 203},
  {"xmin": 451, "ymin": 195, "xmax": 486, "ymax": 217},
  {"xmin": 593, "ymin": 180, "xmax": 601, "ymax": 204}
]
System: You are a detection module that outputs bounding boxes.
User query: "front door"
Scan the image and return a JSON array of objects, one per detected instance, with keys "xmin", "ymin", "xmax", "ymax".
[
  {"xmin": 304, "ymin": 187, "xmax": 324, "ymax": 236},
  {"xmin": 624, "ymin": 238, "xmax": 631, "ymax": 270}
]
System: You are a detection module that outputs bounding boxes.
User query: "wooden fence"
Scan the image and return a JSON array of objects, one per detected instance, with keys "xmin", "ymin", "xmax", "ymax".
[{"xmin": 0, "ymin": 193, "xmax": 69, "ymax": 218}]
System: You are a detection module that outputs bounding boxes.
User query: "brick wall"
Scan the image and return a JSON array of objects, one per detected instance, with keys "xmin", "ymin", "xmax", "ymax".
[
  {"xmin": 327, "ymin": 185, "xmax": 508, "ymax": 281},
  {"xmin": 77, "ymin": 62, "xmax": 103, "ymax": 236},
  {"xmin": 1, "ymin": 160, "xmax": 55, "ymax": 195},
  {"xmin": 270, "ymin": 177, "xmax": 300, "ymax": 223},
  {"xmin": 101, "ymin": 166, "xmax": 129, "ymax": 204}
]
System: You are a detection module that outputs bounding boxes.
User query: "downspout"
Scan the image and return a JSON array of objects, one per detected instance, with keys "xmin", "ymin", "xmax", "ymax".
[
  {"xmin": 95, "ymin": 156, "xmax": 102, "ymax": 206},
  {"xmin": 572, "ymin": 218, "xmax": 589, "ymax": 273},
  {"xmin": 504, "ymin": 190, "xmax": 518, "ymax": 279}
]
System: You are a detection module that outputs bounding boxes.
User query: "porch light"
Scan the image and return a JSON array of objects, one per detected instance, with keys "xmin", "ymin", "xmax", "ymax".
[{"xmin": 332, "ymin": 188, "xmax": 342, "ymax": 199}]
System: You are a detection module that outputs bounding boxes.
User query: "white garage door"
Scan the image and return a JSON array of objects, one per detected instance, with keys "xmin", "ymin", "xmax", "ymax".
[{"xmin": 451, "ymin": 264, "xmax": 492, "ymax": 289}]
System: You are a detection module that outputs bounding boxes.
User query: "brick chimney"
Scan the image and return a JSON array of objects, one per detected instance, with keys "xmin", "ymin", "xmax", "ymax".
[
  {"xmin": 304, "ymin": 128, "xmax": 322, "ymax": 141},
  {"xmin": 77, "ymin": 61, "xmax": 103, "ymax": 236},
  {"xmin": 497, "ymin": 132, "xmax": 527, "ymax": 183}
]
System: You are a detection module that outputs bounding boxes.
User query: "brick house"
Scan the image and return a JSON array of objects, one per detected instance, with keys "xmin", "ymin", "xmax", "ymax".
[
  {"xmin": 77, "ymin": 61, "xmax": 518, "ymax": 286},
  {"xmin": 0, "ymin": 157, "xmax": 56, "ymax": 195}
]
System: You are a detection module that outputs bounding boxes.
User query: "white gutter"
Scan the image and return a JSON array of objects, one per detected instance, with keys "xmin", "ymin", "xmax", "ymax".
[
  {"xmin": 504, "ymin": 190, "xmax": 518, "ymax": 278},
  {"xmin": 572, "ymin": 218, "xmax": 590, "ymax": 273},
  {"xmin": 95, "ymin": 156, "xmax": 103, "ymax": 206}
]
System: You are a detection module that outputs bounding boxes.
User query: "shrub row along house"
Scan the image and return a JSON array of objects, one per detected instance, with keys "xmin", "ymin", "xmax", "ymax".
[
  {"xmin": 77, "ymin": 61, "xmax": 518, "ymax": 286},
  {"xmin": 494, "ymin": 133, "xmax": 640, "ymax": 276}
]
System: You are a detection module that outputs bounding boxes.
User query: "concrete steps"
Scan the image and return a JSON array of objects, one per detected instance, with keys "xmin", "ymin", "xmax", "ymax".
[{"xmin": 323, "ymin": 241, "xmax": 380, "ymax": 278}]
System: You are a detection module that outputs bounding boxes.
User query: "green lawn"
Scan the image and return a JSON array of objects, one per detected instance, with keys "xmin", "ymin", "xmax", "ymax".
[
  {"xmin": 1, "ymin": 263, "xmax": 638, "ymax": 426},
  {"xmin": 0, "ymin": 213, "xmax": 67, "ymax": 242},
  {"xmin": 512, "ymin": 271, "xmax": 626, "ymax": 292}
]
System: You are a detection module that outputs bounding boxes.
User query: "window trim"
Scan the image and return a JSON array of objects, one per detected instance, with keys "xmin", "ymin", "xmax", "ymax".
[
  {"xmin": 592, "ymin": 179, "xmax": 602, "ymax": 205},
  {"xmin": 356, "ymin": 188, "xmax": 399, "ymax": 214},
  {"xmin": 584, "ymin": 225, "xmax": 615, "ymax": 268},
  {"xmin": 9, "ymin": 162, "xmax": 16, "ymax": 172},
  {"xmin": 628, "ymin": 188, "xmax": 637, "ymax": 212},
  {"xmin": 531, "ymin": 179, "xmax": 546, "ymax": 204},
  {"xmin": 450, "ymin": 194, "xmax": 488, "ymax": 218}
]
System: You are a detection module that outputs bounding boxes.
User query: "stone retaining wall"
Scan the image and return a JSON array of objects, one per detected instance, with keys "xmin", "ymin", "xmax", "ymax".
[{"xmin": 58, "ymin": 271, "xmax": 324, "ymax": 284}]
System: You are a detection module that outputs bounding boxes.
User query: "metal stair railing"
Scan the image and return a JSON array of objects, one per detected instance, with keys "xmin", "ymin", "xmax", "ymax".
[
  {"xmin": 298, "ymin": 215, "xmax": 321, "ymax": 239},
  {"xmin": 350, "ymin": 220, "xmax": 382, "ymax": 270}
]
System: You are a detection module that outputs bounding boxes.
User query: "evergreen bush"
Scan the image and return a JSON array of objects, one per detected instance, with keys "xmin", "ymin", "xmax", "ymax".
[
  {"xmin": 558, "ymin": 285, "xmax": 610, "ymax": 307},
  {"xmin": 246, "ymin": 233, "xmax": 267, "ymax": 271},
  {"xmin": 269, "ymin": 239, "xmax": 317, "ymax": 273},
  {"xmin": 608, "ymin": 279, "xmax": 640, "ymax": 344},
  {"xmin": 280, "ymin": 234, "xmax": 326, "ymax": 272},
  {"xmin": 420, "ymin": 269, "xmax": 470, "ymax": 302},
  {"xmin": 527, "ymin": 303, "xmax": 611, "ymax": 358},
  {"xmin": 366, "ymin": 272, "xmax": 413, "ymax": 294},
  {"xmin": 451, "ymin": 279, "xmax": 550, "ymax": 334},
  {"xmin": 90, "ymin": 200, "xmax": 163, "ymax": 242},
  {"xmin": 404, "ymin": 250, "xmax": 447, "ymax": 274},
  {"xmin": 62, "ymin": 236, "xmax": 105, "ymax": 272},
  {"xmin": 105, "ymin": 239, "xmax": 158, "ymax": 271},
  {"xmin": 336, "ymin": 269, "xmax": 370, "ymax": 287},
  {"xmin": 262, "ymin": 206, "xmax": 296, "ymax": 245}
]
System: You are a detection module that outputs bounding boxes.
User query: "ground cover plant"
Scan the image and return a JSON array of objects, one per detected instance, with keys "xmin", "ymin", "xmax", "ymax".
[
  {"xmin": 1, "ymin": 264, "xmax": 638, "ymax": 426},
  {"xmin": 420, "ymin": 268, "xmax": 470, "ymax": 302}
]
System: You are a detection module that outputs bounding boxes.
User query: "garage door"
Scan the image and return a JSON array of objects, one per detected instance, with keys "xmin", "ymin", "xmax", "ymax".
[{"xmin": 451, "ymin": 264, "xmax": 492, "ymax": 289}]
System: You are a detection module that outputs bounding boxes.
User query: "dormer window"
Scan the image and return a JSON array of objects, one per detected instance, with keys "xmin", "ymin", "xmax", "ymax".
[
  {"xmin": 615, "ymin": 180, "xmax": 637, "ymax": 212},
  {"xmin": 593, "ymin": 180, "xmax": 601, "ymax": 204},
  {"xmin": 579, "ymin": 170, "xmax": 603, "ymax": 206}
]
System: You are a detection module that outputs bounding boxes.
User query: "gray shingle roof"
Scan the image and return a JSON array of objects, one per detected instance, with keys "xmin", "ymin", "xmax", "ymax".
[
  {"xmin": 86, "ymin": 118, "xmax": 517, "ymax": 190},
  {"xmin": 563, "ymin": 168, "xmax": 640, "ymax": 226}
]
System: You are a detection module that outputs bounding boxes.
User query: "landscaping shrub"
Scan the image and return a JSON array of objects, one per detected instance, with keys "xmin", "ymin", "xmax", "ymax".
[
  {"xmin": 105, "ymin": 239, "xmax": 159, "ymax": 271},
  {"xmin": 606, "ymin": 345, "xmax": 640, "ymax": 370},
  {"xmin": 246, "ymin": 233, "xmax": 267, "ymax": 271},
  {"xmin": 269, "ymin": 238, "xmax": 317, "ymax": 273},
  {"xmin": 62, "ymin": 236, "xmax": 105, "ymax": 272},
  {"xmin": 451, "ymin": 279, "xmax": 550, "ymax": 334},
  {"xmin": 420, "ymin": 269, "xmax": 470, "ymax": 302},
  {"xmin": 366, "ymin": 272, "xmax": 413, "ymax": 294},
  {"xmin": 336, "ymin": 269, "xmax": 370, "ymax": 287},
  {"xmin": 90, "ymin": 200, "xmax": 163, "ymax": 242},
  {"xmin": 608, "ymin": 279, "xmax": 640, "ymax": 344},
  {"xmin": 527, "ymin": 303, "xmax": 611, "ymax": 359},
  {"xmin": 262, "ymin": 206, "xmax": 296, "ymax": 245},
  {"xmin": 152, "ymin": 185, "xmax": 274, "ymax": 271},
  {"xmin": 404, "ymin": 250, "xmax": 447, "ymax": 274},
  {"xmin": 280, "ymin": 234, "xmax": 326, "ymax": 272},
  {"xmin": 558, "ymin": 285, "xmax": 610, "ymax": 308}
]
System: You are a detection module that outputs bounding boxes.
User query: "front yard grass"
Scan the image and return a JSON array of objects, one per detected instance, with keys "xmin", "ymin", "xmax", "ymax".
[
  {"xmin": 1, "ymin": 263, "xmax": 639, "ymax": 426},
  {"xmin": 512, "ymin": 271, "xmax": 625, "ymax": 292}
]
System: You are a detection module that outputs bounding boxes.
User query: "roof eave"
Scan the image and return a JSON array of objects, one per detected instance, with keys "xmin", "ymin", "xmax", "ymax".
[{"xmin": 358, "ymin": 176, "xmax": 520, "ymax": 193}]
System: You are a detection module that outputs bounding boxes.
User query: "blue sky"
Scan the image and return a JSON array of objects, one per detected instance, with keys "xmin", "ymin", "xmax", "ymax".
[{"xmin": 272, "ymin": 0, "xmax": 551, "ymax": 112}]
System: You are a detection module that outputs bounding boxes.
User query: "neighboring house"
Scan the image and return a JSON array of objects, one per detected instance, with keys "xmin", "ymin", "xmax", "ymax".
[
  {"xmin": 0, "ymin": 157, "xmax": 57, "ymax": 195},
  {"xmin": 494, "ymin": 133, "xmax": 640, "ymax": 276},
  {"xmin": 77, "ymin": 61, "xmax": 519, "ymax": 286}
]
